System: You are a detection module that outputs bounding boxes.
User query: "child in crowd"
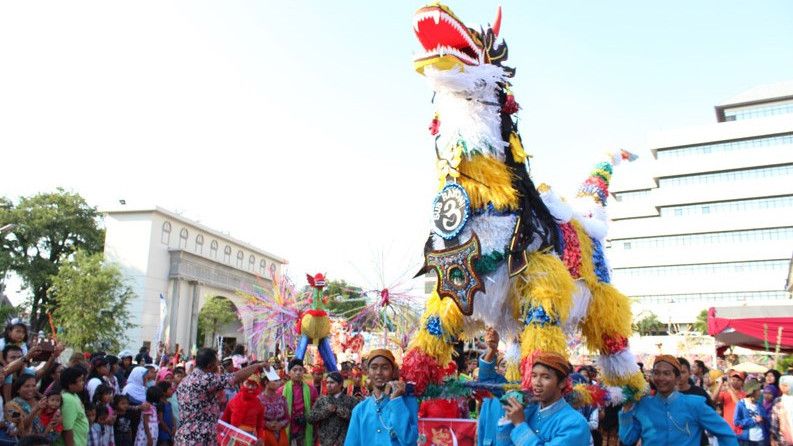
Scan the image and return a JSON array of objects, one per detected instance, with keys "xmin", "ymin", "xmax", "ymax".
[
  {"xmin": 89, "ymin": 404, "xmax": 115, "ymax": 446},
  {"xmin": 135, "ymin": 386, "xmax": 161, "ymax": 446},
  {"xmin": 2, "ymin": 400, "xmax": 23, "ymax": 440},
  {"xmin": 734, "ymin": 378, "xmax": 768, "ymax": 446},
  {"xmin": 156, "ymin": 382, "xmax": 174, "ymax": 446},
  {"xmin": 113, "ymin": 395, "xmax": 134, "ymax": 446},
  {"xmin": 168, "ymin": 367, "xmax": 184, "ymax": 428},
  {"xmin": 92, "ymin": 385, "xmax": 115, "ymax": 419},
  {"xmin": 86, "ymin": 404, "xmax": 98, "ymax": 445},
  {"xmin": 37, "ymin": 389, "xmax": 62, "ymax": 443},
  {"xmin": 0, "ymin": 320, "xmax": 29, "ymax": 355}
]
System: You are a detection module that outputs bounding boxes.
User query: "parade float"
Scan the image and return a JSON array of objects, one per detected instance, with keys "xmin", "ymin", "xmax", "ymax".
[{"xmin": 400, "ymin": 3, "xmax": 647, "ymax": 406}]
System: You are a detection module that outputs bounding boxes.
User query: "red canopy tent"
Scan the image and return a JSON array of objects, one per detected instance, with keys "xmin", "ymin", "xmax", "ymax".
[{"xmin": 708, "ymin": 305, "xmax": 793, "ymax": 353}]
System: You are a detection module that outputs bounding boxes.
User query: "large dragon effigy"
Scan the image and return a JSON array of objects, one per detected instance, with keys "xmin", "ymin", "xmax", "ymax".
[{"xmin": 401, "ymin": 3, "xmax": 646, "ymax": 403}]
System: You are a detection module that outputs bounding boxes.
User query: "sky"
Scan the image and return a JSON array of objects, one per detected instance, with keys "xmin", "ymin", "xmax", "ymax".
[{"xmin": 1, "ymin": 1, "xmax": 792, "ymax": 303}]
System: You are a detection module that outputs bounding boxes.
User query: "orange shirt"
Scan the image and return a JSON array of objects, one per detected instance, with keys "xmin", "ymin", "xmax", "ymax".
[{"xmin": 719, "ymin": 389, "xmax": 746, "ymax": 430}]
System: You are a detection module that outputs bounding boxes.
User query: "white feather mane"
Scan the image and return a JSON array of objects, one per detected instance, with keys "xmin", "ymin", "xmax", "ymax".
[{"xmin": 424, "ymin": 65, "xmax": 510, "ymax": 160}]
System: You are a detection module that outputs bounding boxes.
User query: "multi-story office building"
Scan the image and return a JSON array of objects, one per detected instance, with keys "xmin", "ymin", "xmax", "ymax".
[{"xmin": 608, "ymin": 81, "xmax": 793, "ymax": 327}]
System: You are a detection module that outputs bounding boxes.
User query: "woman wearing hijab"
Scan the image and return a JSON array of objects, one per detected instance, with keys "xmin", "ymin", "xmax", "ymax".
[
  {"xmin": 766, "ymin": 369, "xmax": 782, "ymax": 393},
  {"xmin": 122, "ymin": 366, "xmax": 150, "ymax": 441},
  {"xmin": 123, "ymin": 367, "xmax": 148, "ymax": 406}
]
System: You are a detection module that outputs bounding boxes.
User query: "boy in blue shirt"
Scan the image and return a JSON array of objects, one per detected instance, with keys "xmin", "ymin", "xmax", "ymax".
[{"xmin": 619, "ymin": 355, "xmax": 739, "ymax": 446}]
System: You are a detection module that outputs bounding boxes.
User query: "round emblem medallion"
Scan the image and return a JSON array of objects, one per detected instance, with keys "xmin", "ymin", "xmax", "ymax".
[{"xmin": 431, "ymin": 183, "xmax": 470, "ymax": 240}]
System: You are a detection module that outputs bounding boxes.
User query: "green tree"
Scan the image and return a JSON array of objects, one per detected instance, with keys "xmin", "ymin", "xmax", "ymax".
[
  {"xmin": 0, "ymin": 303, "xmax": 19, "ymax": 324},
  {"xmin": 50, "ymin": 251, "xmax": 135, "ymax": 351},
  {"xmin": 198, "ymin": 296, "xmax": 238, "ymax": 344},
  {"xmin": 633, "ymin": 313, "xmax": 666, "ymax": 336},
  {"xmin": 323, "ymin": 280, "xmax": 366, "ymax": 321},
  {"xmin": 0, "ymin": 189, "xmax": 104, "ymax": 331},
  {"xmin": 693, "ymin": 309, "xmax": 709, "ymax": 335}
]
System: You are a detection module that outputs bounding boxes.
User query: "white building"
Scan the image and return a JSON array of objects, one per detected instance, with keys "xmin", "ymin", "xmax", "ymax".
[
  {"xmin": 102, "ymin": 206, "xmax": 287, "ymax": 353},
  {"xmin": 608, "ymin": 81, "xmax": 793, "ymax": 326}
]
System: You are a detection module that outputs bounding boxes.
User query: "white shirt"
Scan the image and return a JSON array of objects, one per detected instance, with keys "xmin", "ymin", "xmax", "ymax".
[{"xmin": 743, "ymin": 399, "xmax": 764, "ymax": 441}]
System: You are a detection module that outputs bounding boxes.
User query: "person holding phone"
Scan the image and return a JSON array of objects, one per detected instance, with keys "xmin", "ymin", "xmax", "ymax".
[
  {"xmin": 497, "ymin": 351, "xmax": 590, "ymax": 445},
  {"xmin": 343, "ymin": 349, "xmax": 417, "ymax": 446}
]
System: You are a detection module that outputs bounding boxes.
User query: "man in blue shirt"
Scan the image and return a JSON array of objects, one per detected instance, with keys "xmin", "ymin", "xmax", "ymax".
[
  {"xmin": 478, "ymin": 328, "xmax": 509, "ymax": 446},
  {"xmin": 498, "ymin": 351, "xmax": 590, "ymax": 445},
  {"xmin": 619, "ymin": 355, "xmax": 738, "ymax": 446},
  {"xmin": 344, "ymin": 349, "xmax": 418, "ymax": 446}
]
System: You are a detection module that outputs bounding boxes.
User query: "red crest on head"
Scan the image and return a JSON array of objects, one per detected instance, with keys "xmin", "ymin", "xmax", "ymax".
[
  {"xmin": 307, "ymin": 273, "xmax": 327, "ymax": 289},
  {"xmin": 492, "ymin": 6, "xmax": 502, "ymax": 37}
]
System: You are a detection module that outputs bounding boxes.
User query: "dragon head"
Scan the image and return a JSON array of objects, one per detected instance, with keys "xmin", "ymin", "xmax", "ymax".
[{"xmin": 413, "ymin": 3, "xmax": 509, "ymax": 75}]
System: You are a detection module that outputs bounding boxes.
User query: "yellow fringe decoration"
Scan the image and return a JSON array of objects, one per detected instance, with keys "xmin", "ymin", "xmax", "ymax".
[
  {"xmin": 407, "ymin": 291, "xmax": 465, "ymax": 366},
  {"xmin": 573, "ymin": 383, "xmax": 594, "ymax": 406},
  {"xmin": 571, "ymin": 221, "xmax": 631, "ymax": 352},
  {"xmin": 456, "ymin": 155, "xmax": 519, "ymax": 211},
  {"xmin": 519, "ymin": 324, "xmax": 568, "ymax": 358},
  {"xmin": 505, "ymin": 364, "xmax": 522, "ymax": 382},
  {"xmin": 583, "ymin": 283, "xmax": 633, "ymax": 347},
  {"xmin": 509, "ymin": 132, "xmax": 527, "ymax": 163},
  {"xmin": 513, "ymin": 251, "xmax": 574, "ymax": 322},
  {"xmin": 409, "ymin": 331, "xmax": 454, "ymax": 366},
  {"xmin": 601, "ymin": 371, "xmax": 648, "ymax": 399}
]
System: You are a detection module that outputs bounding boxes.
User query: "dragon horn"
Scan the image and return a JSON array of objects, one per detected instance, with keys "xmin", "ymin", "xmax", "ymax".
[{"xmin": 492, "ymin": 6, "xmax": 502, "ymax": 37}]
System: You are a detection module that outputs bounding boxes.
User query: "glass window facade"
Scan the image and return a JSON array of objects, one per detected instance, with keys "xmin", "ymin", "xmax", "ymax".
[
  {"xmin": 613, "ymin": 190, "xmax": 652, "ymax": 202},
  {"xmin": 660, "ymin": 195, "xmax": 793, "ymax": 217},
  {"xmin": 613, "ymin": 259, "xmax": 788, "ymax": 279},
  {"xmin": 656, "ymin": 133, "xmax": 793, "ymax": 159},
  {"xmin": 634, "ymin": 290, "xmax": 790, "ymax": 304},
  {"xmin": 658, "ymin": 164, "xmax": 793, "ymax": 188},
  {"xmin": 724, "ymin": 103, "xmax": 793, "ymax": 122},
  {"xmin": 611, "ymin": 227, "xmax": 793, "ymax": 250}
]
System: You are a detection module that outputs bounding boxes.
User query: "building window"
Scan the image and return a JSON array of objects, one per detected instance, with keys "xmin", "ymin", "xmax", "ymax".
[
  {"xmin": 249, "ymin": 255, "xmax": 255, "ymax": 271},
  {"xmin": 179, "ymin": 228, "xmax": 189, "ymax": 249},
  {"xmin": 612, "ymin": 260, "xmax": 787, "ymax": 280},
  {"xmin": 210, "ymin": 240, "xmax": 219, "ymax": 258},
  {"xmin": 161, "ymin": 222, "xmax": 172, "ymax": 245},
  {"xmin": 195, "ymin": 234, "xmax": 204, "ymax": 254},
  {"xmin": 236, "ymin": 250, "xmax": 244, "ymax": 268},
  {"xmin": 660, "ymin": 196, "xmax": 793, "ymax": 217},
  {"xmin": 658, "ymin": 165, "xmax": 793, "ymax": 189},
  {"xmin": 259, "ymin": 259, "xmax": 267, "ymax": 275},
  {"xmin": 611, "ymin": 228, "xmax": 793, "ymax": 250},
  {"xmin": 224, "ymin": 246, "xmax": 232, "ymax": 263},
  {"xmin": 656, "ymin": 133, "xmax": 793, "ymax": 159},
  {"xmin": 613, "ymin": 190, "xmax": 651, "ymax": 202},
  {"xmin": 701, "ymin": 206, "xmax": 710, "ymax": 214}
]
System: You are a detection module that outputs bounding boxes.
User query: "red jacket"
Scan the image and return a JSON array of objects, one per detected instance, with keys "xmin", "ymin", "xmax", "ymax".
[{"xmin": 221, "ymin": 386, "xmax": 265, "ymax": 436}]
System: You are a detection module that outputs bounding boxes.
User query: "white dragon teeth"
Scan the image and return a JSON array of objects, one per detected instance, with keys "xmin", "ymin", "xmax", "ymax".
[{"xmin": 413, "ymin": 9, "xmax": 485, "ymax": 64}]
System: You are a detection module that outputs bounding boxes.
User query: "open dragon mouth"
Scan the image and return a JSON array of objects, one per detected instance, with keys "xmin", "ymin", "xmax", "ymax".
[{"xmin": 413, "ymin": 5, "xmax": 485, "ymax": 73}]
